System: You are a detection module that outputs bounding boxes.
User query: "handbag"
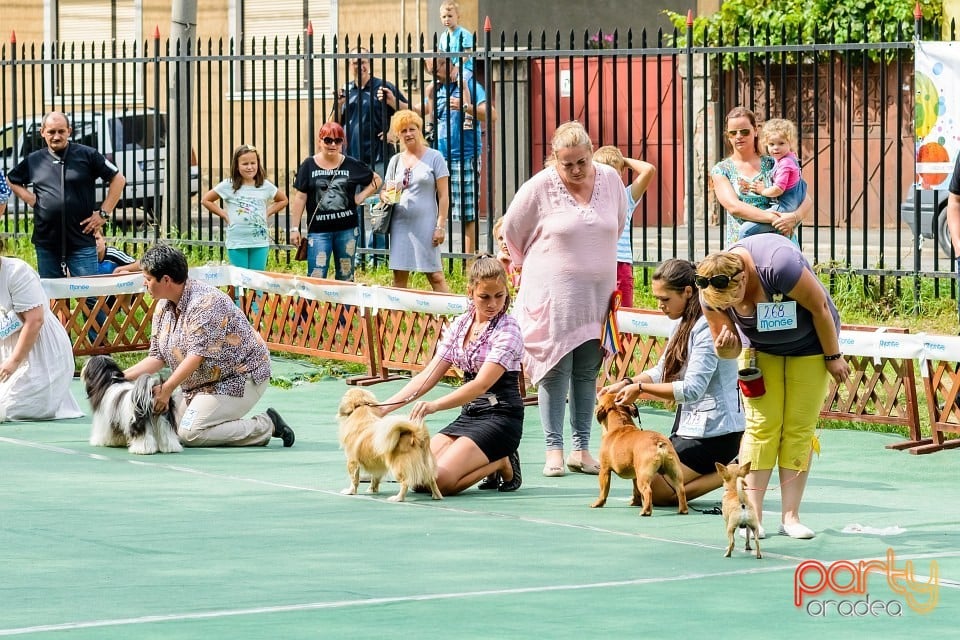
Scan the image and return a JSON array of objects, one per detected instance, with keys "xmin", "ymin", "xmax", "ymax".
[
  {"xmin": 370, "ymin": 201, "xmax": 394, "ymax": 234},
  {"xmin": 370, "ymin": 155, "xmax": 404, "ymax": 235},
  {"xmin": 294, "ymin": 237, "xmax": 308, "ymax": 261}
]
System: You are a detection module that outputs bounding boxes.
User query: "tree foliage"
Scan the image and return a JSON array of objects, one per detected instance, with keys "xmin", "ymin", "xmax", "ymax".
[{"xmin": 665, "ymin": 0, "xmax": 942, "ymax": 48}]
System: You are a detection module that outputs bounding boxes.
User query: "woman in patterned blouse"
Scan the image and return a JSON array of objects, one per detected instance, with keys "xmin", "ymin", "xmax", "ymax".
[{"xmin": 123, "ymin": 244, "xmax": 295, "ymax": 448}]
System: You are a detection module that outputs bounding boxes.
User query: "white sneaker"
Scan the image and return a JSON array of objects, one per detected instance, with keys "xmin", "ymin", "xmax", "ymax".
[
  {"xmin": 738, "ymin": 524, "xmax": 766, "ymax": 540},
  {"xmin": 779, "ymin": 522, "xmax": 816, "ymax": 539}
]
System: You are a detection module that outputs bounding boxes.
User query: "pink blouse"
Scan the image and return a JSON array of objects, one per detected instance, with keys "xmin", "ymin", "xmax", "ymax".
[{"xmin": 502, "ymin": 163, "xmax": 627, "ymax": 385}]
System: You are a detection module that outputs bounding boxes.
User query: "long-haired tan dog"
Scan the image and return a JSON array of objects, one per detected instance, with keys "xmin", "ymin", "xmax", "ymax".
[
  {"xmin": 591, "ymin": 392, "xmax": 688, "ymax": 516},
  {"xmin": 716, "ymin": 461, "xmax": 762, "ymax": 558},
  {"xmin": 337, "ymin": 388, "xmax": 442, "ymax": 502}
]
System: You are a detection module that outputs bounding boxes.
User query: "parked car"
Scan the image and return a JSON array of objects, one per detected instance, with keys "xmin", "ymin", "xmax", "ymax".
[
  {"xmin": 900, "ymin": 188, "xmax": 953, "ymax": 258},
  {"xmin": 0, "ymin": 109, "xmax": 199, "ymax": 226}
]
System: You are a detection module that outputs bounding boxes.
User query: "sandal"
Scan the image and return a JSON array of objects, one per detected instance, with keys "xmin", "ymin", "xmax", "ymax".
[{"xmin": 566, "ymin": 455, "xmax": 600, "ymax": 475}]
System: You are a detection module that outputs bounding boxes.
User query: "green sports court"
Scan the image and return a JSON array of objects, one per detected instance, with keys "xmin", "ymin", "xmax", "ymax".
[{"xmin": 0, "ymin": 356, "xmax": 956, "ymax": 638}]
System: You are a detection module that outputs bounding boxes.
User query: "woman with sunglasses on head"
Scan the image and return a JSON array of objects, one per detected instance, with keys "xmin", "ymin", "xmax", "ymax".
[
  {"xmin": 711, "ymin": 107, "xmax": 812, "ymax": 246},
  {"xmin": 598, "ymin": 259, "xmax": 744, "ymax": 505},
  {"xmin": 290, "ymin": 122, "xmax": 380, "ymax": 281},
  {"xmin": 383, "ymin": 109, "xmax": 451, "ymax": 292},
  {"xmin": 697, "ymin": 234, "xmax": 850, "ymax": 540}
]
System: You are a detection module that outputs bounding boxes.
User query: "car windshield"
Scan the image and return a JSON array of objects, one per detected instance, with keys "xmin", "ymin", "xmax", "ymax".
[{"xmin": 109, "ymin": 113, "xmax": 167, "ymax": 151}]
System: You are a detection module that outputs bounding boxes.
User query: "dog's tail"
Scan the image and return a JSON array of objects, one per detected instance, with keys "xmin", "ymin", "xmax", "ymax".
[
  {"xmin": 735, "ymin": 476, "xmax": 750, "ymax": 505},
  {"xmin": 372, "ymin": 416, "xmax": 430, "ymax": 456}
]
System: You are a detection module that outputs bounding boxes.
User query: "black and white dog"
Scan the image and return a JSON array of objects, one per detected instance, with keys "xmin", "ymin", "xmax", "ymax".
[{"xmin": 81, "ymin": 355, "xmax": 183, "ymax": 455}]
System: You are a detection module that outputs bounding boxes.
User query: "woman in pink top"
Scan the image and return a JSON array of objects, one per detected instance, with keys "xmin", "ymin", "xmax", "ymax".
[{"xmin": 502, "ymin": 121, "xmax": 627, "ymax": 477}]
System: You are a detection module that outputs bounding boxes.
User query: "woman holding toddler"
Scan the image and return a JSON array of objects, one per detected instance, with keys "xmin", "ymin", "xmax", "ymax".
[{"xmin": 710, "ymin": 106, "xmax": 811, "ymax": 245}]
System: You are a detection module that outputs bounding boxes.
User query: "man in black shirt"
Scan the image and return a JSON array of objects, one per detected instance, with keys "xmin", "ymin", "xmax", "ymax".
[
  {"xmin": 335, "ymin": 50, "xmax": 408, "ymax": 266},
  {"xmin": 7, "ymin": 111, "xmax": 126, "ymax": 279},
  {"xmin": 8, "ymin": 111, "xmax": 126, "ymax": 345}
]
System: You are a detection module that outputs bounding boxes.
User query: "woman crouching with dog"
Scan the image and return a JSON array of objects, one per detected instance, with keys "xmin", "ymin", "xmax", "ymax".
[
  {"xmin": 378, "ymin": 256, "xmax": 523, "ymax": 495},
  {"xmin": 598, "ymin": 258, "xmax": 744, "ymax": 505}
]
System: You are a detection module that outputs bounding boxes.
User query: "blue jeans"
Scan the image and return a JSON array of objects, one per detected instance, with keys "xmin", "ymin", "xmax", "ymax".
[
  {"xmin": 36, "ymin": 244, "xmax": 99, "ymax": 279},
  {"xmin": 537, "ymin": 338, "xmax": 603, "ymax": 452},
  {"xmin": 306, "ymin": 228, "xmax": 359, "ymax": 281},
  {"xmin": 36, "ymin": 244, "xmax": 103, "ymax": 342}
]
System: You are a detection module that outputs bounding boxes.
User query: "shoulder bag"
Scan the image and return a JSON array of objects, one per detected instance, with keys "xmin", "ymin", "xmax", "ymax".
[{"xmin": 370, "ymin": 156, "xmax": 401, "ymax": 235}]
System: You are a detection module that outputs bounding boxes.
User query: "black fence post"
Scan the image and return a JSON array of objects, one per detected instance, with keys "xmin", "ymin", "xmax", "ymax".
[{"xmin": 684, "ymin": 10, "xmax": 695, "ymax": 262}]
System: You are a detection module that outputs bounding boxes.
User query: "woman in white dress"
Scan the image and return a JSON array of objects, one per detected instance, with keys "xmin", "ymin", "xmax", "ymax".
[
  {"xmin": 0, "ymin": 238, "xmax": 83, "ymax": 422},
  {"xmin": 383, "ymin": 109, "xmax": 451, "ymax": 292}
]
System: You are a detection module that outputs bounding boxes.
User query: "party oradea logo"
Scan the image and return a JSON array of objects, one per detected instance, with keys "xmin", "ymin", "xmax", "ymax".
[{"xmin": 794, "ymin": 549, "xmax": 939, "ymax": 617}]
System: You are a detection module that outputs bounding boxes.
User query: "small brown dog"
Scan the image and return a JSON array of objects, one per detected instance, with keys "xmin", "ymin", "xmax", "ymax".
[
  {"xmin": 716, "ymin": 461, "xmax": 762, "ymax": 559},
  {"xmin": 591, "ymin": 392, "xmax": 688, "ymax": 516},
  {"xmin": 337, "ymin": 388, "xmax": 442, "ymax": 502}
]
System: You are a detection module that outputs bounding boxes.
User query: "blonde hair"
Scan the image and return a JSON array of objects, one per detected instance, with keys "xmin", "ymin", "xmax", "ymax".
[
  {"xmin": 551, "ymin": 121, "xmax": 593, "ymax": 155},
  {"xmin": 760, "ymin": 118, "xmax": 798, "ymax": 153},
  {"xmin": 592, "ymin": 145, "xmax": 625, "ymax": 172},
  {"xmin": 389, "ymin": 109, "xmax": 427, "ymax": 147},
  {"xmin": 440, "ymin": 0, "xmax": 460, "ymax": 13},
  {"xmin": 696, "ymin": 252, "xmax": 745, "ymax": 310},
  {"xmin": 492, "ymin": 216, "xmax": 505, "ymax": 241}
]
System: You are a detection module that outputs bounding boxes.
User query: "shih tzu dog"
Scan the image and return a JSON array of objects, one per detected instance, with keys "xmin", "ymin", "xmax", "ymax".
[{"xmin": 81, "ymin": 355, "xmax": 183, "ymax": 455}]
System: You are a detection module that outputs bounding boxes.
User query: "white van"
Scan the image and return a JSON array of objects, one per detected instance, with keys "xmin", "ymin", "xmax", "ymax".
[{"xmin": 0, "ymin": 109, "xmax": 199, "ymax": 225}]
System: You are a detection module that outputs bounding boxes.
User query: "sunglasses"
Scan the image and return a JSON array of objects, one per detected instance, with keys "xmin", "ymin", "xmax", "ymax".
[
  {"xmin": 694, "ymin": 269, "xmax": 743, "ymax": 290},
  {"xmin": 321, "ymin": 137, "xmax": 343, "ymax": 145},
  {"xmin": 726, "ymin": 128, "xmax": 753, "ymax": 138}
]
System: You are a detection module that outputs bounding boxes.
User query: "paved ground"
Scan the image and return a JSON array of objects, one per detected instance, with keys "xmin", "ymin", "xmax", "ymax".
[{"xmin": 1, "ymin": 360, "xmax": 957, "ymax": 638}]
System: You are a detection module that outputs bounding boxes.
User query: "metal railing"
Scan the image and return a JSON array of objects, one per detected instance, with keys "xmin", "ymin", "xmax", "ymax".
[{"xmin": 0, "ymin": 22, "xmax": 952, "ymax": 301}]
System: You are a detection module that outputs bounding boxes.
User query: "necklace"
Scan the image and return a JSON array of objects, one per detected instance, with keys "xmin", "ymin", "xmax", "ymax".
[{"xmin": 469, "ymin": 319, "xmax": 489, "ymax": 341}]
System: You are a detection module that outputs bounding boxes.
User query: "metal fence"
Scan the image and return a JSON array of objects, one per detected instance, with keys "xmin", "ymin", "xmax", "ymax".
[{"xmin": 0, "ymin": 23, "xmax": 953, "ymax": 299}]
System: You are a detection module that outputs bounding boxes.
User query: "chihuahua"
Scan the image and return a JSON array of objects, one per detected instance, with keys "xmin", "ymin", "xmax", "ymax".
[
  {"xmin": 716, "ymin": 461, "xmax": 762, "ymax": 559},
  {"xmin": 591, "ymin": 392, "xmax": 688, "ymax": 516}
]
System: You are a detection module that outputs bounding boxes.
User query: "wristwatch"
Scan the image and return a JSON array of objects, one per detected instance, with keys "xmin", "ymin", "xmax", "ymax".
[{"xmin": 98, "ymin": 209, "xmax": 111, "ymax": 219}]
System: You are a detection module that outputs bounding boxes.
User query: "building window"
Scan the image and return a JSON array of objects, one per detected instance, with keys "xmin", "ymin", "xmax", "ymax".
[
  {"xmin": 53, "ymin": 0, "xmax": 142, "ymax": 97},
  {"xmin": 239, "ymin": 0, "xmax": 335, "ymax": 94}
]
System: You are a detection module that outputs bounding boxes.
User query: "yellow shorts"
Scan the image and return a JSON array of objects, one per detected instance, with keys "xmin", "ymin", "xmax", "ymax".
[{"xmin": 738, "ymin": 351, "xmax": 829, "ymax": 471}]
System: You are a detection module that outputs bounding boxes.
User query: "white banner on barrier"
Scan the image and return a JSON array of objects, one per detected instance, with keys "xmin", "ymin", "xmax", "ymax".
[
  {"xmin": 234, "ymin": 268, "xmax": 298, "ymax": 297},
  {"xmin": 373, "ymin": 287, "xmax": 469, "ymax": 315},
  {"xmin": 41, "ymin": 273, "xmax": 145, "ymax": 298},
  {"xmin": 617, "ymin": 309, "xmax": 678, "ymax": 338},
  {"xmin": 295, "ymin": 279, "xmax": 366, "ymax": 307},
  {"xmin": 839, "ymin": 327, "xmax": 926, "ymax": 362},
  {"xmin": 38, "ymin": 267, "xmax": 960, "ymax": 364},
  {"xmin": 191, "ymin": 265, "xmax": 234, "ymax": 287}
]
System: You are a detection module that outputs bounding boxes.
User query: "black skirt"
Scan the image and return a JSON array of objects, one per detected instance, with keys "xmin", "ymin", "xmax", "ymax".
[{"xmin": 439, "ymin": 370, "xmax": 524, "ymax": 462}]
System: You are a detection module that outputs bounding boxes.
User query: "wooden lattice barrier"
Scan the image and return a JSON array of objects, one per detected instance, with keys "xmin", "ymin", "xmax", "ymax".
[
  {"xmin": 52, "ymin": 293, "xmax": 155, "ymax": 357},
  {"xmin": 372, "ymin": 307, "xmax": 450, "ymax": 381},
  {"xmin": 911, "ymin": 358, "xmax": 960, "ymax": 454},
  {"xmin": 233, "ymin": 274, "xmax": 379, "ymax": 384},
  {"xmin": 821, "ymin": 325, "xmax": 921, "ymax": 449},
  {"xmin": 49, "ymin": 272, "xmax": 960, "ymax": 454}
]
